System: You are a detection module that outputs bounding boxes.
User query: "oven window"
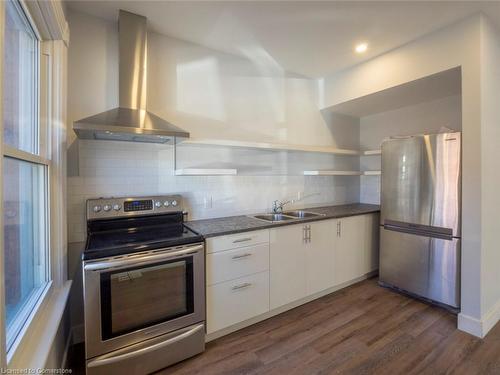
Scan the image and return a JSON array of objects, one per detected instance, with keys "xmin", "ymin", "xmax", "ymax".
[{"xmin": 100, "ymin": 257, "xmax": 194, "ymax": 340}]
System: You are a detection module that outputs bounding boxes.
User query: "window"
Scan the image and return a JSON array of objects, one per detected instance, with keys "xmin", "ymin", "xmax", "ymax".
[{"xmin": 2, "ymin": 0, "xmax": 50, "ymax": 352}]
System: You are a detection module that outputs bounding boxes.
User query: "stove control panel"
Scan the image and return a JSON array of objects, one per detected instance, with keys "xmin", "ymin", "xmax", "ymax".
[{"xmin": 87, "ymin": 195, "xmax": 183, "ymax": 220}]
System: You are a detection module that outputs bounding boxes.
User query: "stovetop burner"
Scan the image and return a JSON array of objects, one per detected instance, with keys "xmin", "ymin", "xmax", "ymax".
[{"xmin": 83, "ymin": 195, "xmax": 203, "ymax": 260}]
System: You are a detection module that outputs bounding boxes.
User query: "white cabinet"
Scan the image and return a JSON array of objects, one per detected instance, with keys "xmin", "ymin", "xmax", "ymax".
[
  {"xmin": 334, "ymin": 215, "xmax": 364, "ymax": 284},
  {"xmin": 334, "ymin": 214, "xmax": 379, "ymax": 285},
  {"xmin": 363, "ymin": 213, "xmax": 380, "ymax": 274},
  {"xmin": 206, "ymin": 229, "xmax": 269, "ymax": 253},
  {"xmin": 207, "ymin": 271, "xmax": 269, "ymax": 333},
  {"xmin": 205, "ymin": 229, "xmax": 270, "ymax": 334},
  {"xmin": 207, "ymin": 213, "xmax": 379, "ymax": 335},
  {"xmin": 207, "ymin": 243, "xmax": 269, "ymax": 285},
  {"xmin": 270, "ymin": 224, "xmax": 307, "ymax": 309},
  {"xmin": 270, "ymin": 219, "xmax": 337, "ymax": 309},
  {"xmin": 305, "ymin": 220, "xmax": 336, "ymax": 295}
]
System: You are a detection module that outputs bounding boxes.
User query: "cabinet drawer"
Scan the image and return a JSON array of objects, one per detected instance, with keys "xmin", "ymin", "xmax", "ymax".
[
  {"xmin": 207, "ymin": 243, "xmax": 269, "ymax": 286},
  {"xmin": 207, "ymin": 271, "xmax": 269, "ymax": 334},
  {"xmin": 206, "ymin": 230, "xmax": 269, "ymax": 254}
]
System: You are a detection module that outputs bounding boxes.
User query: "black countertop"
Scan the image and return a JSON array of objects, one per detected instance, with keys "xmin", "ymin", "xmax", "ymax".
[{"xmin": 185, "ymin": 203, "xmax": 380, "ymax": 238}]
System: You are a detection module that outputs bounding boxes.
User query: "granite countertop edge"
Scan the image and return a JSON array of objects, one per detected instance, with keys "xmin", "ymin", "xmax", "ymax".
[{"xmin": 185, "ymin": 203, "xmax": 380, "ymax": 238}]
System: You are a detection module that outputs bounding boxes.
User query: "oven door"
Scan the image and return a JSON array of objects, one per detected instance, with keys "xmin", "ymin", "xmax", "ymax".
[{"xmin": 83, "ymin": 243, "xmax": 205, "ymax": 358}]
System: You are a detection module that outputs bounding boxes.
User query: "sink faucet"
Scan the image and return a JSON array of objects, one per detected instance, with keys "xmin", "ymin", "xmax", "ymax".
[
  {"xmin": 272, "ymin": 192, "xmax": 321, "ymax": 214},
  {"xmin": 272, "ymin": 199, "xmax": 292, "ymax": 214}
]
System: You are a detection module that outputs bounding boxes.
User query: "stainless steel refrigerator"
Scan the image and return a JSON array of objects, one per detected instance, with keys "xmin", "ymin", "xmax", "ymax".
[{"xmin": 379, "ymin": 132, "xmax": 461, "ymax": 310}]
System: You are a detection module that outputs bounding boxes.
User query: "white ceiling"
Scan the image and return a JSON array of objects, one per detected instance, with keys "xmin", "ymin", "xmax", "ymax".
[
  {"xmin": 66, "ymin": 1, "xmax": 500, "ymax": 78},
  {"xmin": 327, "ymin": 67, "xmax": 462, "ymax": 117}
]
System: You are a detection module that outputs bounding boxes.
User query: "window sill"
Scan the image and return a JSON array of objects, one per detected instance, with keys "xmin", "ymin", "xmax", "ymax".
[{"xmin": 7, "ymin": 280, "xmax": 72, "ymax": 369}]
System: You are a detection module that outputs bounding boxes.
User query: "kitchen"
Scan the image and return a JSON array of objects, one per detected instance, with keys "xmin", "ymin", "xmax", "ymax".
[{"xmin": 1, "ymin": 0, "xmax": 500, "ymax": 373}]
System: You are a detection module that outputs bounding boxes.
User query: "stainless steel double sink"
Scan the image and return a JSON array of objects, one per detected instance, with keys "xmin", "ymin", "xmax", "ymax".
[{"xmin": 251, "ymin": 210, "xmax": 325, "ymax": 222}]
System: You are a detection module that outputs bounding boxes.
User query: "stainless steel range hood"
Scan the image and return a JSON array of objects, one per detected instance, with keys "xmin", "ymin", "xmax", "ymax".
[{"xmin": 73, "ymin": 10, "xmax": 189, "ymax": 144}]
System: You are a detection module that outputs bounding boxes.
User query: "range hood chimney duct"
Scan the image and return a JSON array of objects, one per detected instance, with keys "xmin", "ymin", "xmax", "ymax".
[{"xmin": 73, "ymin": 10, "xmax": 189, "ymax": 144}]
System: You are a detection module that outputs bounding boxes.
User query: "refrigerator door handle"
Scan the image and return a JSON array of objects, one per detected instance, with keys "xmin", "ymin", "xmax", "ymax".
[{"xmin": 383, "ymin": 222, "xmax": 454, "ymax": 241}]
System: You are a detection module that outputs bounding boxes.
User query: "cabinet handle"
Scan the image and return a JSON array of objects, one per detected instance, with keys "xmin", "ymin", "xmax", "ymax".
[
  {"xmin": 233, "ymin": 237, "xmax": 252, "ymax": 243},
  {"xmin": 307, "ymin": 225, "xmax": 311, "ymax": 243},
  {"xmin": 232, "ymin": 282, "xmax": 252, "ymax": 290},
  {"xmin": 337, "ymin": 221, "xmax": 340, "ymax": 237},
  {"xmin": 231, "ymin": 253, "xmax": 252, "ymax": 260}
]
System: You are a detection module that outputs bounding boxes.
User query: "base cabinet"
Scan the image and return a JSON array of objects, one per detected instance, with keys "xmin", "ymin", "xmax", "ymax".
[
  {"xmin": 305, "ymin": 220, "xmax": 336, "ymax": 295},
  {"xmin": 363, "ymin": 213, "xmax": 380, "ymax": 273},
  {"xmin": 207, "ymin": 271, "xmax": 269, "ymax": 334},
  {"xmin": 208, "ymin": 213, "xmax": 379, "ymax": 336},
  {"xmin": 270, "ymin": 224, "xmax": 307, "ymax": 309},
  {"xmin": 334, "ymin": 213, "xmax": 379, "ymax": 285},
  {"xmin": 334, "ymin": 215, "xmax": 365, "ymax": 285},
  {"xmin": 270, "ymin": 219, "xmax": 337, "ymax": 309}
]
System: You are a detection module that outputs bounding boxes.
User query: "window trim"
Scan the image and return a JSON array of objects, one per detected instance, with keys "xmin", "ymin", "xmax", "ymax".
[
  {"xmin": 1, "ymin": 0, "xmax": 57, "ymax": 363},
  {"xmin": 5, "ymin": 282, "xmax": 52, "ymax": 363},
  {"xmin": 0, "ymin": 0, "xmax": 69, "ymax": 367},
  {"xmin": 3, "ymin": 145, "xmax": 50, "ymax": 166}
]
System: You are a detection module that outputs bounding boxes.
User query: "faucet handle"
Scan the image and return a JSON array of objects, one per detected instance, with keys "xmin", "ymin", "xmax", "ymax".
[{"xmin": 272, "ymin": 200, "xmax": 283, "ymax": 213}]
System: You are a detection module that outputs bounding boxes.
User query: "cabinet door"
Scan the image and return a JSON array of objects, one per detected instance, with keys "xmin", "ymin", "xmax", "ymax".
[
  {"xmin": 270, "ymin": 224, "xmax": 307, "ymax": 309},
  {"xmin": 305, "ymin": 219, "xmax": 336, "ymax": 294},
  {"xmin": 363, "ymin": 213, "xmax": 380, "ymax": 274},
  {"xmin": 334, "ymin": 215, "xmax": 365, "ymax": 285}
]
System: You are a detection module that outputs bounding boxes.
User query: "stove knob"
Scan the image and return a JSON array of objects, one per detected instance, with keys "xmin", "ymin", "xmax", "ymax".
[
  {"xmin": 163, "ymin": 201, "xmax": 170, "ymax": 207},
  {"xmin": 155, "ymin": 201, "xmax": 162, "ymax": 208},
  {"xmin": 103, "ymin": 204, "xmax": 111, "ymax": 212},
  {"xmin": 113, "ymin": 204, "xmax": 121, "ymax": 211},
  {"xmin": 171, "ymin": 200, "xmax": 178, "ymax": 207},
  {"xmin": 93, "ymin": 205, "xmax": 102, "ymax": 213}
]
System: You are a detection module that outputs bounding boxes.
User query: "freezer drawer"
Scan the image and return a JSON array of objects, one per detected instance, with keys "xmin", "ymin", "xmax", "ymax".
[{"xmin": 379, "ymin": 227, "xmax": 460, "ymax": 308}]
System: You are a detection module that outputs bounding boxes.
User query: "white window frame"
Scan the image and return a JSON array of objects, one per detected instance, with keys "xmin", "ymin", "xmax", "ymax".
[
  {"xmin": 0, "ymin": 0, "xmax": 71, "ymax": 369},
  {"xmin": 2, "ymin": 0, "xmax": 52, "ymax": 358}
]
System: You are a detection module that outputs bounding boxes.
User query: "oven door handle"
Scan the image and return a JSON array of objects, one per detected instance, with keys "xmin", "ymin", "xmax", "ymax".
[
  {"xmin": 87, "ymin": 323, "xmax": 205, "ymax": 369},
  {"xmin": 84, "ymin": 244, "xmax": 204, "ymax": 271}
]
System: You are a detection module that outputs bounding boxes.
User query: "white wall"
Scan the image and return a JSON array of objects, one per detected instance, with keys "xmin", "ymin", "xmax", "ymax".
[
  {"xmin": 359, "ymin": 94, "xmax": 462, "ymax": 204},
  {"xmin": 67, "ymin": 10, "xmax": 350, "ymax": 149},
  {"xmin": 323, "ymin": 15, "xmax": 485, "ymax": 335},
  {"xmin": 66, "ymin": 10, "xmax": 361, "ymax": 243},
  {"xmin": 66, "ymin": 10, "xmax": 362, "ymax": 335},
  {"xmin": 479, "ymin": 17, "xmax": 500, "ymax": 333}
]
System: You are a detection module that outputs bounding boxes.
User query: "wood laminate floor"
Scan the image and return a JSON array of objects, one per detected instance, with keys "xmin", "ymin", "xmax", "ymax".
[{"xmin": 155, "ymin": 278, "xmax": 500, "ymax": 375}]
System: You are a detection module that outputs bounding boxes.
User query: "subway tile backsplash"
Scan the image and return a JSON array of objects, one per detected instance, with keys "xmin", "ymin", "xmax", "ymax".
[{"xmin": 67, "ymin": 140, "xmax": 362, "ymax": 243}]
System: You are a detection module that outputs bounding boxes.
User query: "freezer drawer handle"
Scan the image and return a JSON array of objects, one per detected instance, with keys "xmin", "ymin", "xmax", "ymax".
[{"xmin": 87, "ymin": 324, "xmax": 204, "ymax": 368}]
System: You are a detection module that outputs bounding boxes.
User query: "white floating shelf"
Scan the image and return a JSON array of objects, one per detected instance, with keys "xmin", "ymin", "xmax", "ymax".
[
  {"xmin": 363, "ymin": 150, "xmax": 382, "ymax": 156},
  {"xmin": 363, "ymin": 170, "xmax": 382, "ymax": 175},
  {"xmin": 180, "ymin": 138, "xmax": 360, "ymax": 156},
  {"xmin": 303, "ymin": 170, "xmax": 362, "ymax": 176},
  {"xmin": 175, "ymin": 168, "xmax": 237, "ymax": 176}
]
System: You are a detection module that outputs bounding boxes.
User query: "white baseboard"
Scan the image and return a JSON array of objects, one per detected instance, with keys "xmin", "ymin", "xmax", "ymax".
[
  {"xmin": 458, "ymin": 298, "xmax": 500, "ymax": 338},
  {"xmin": 458, "ymin": 313, "xmax": 484, "ymax": 338},
  {"xmin": 482, "ymin": 298, "xmax": 500, "ymax": 336}
]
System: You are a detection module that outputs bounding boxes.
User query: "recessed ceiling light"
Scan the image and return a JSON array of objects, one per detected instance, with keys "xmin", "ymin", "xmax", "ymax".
[{"xmin": 355, "ymin": 43, "xmax": 368, "ymax": 53}]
